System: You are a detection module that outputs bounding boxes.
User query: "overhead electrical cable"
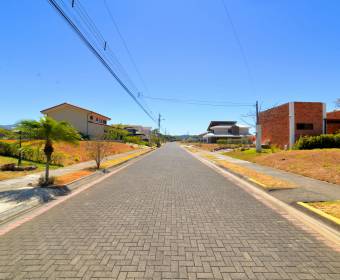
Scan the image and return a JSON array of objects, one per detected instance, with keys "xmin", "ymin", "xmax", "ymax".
[
  {"xmin": 102, "ymin": 0, "xmax": 154, "ymax": 116},
  {"xmin": 142, "ymin": 95, "xmax": 253, "ymax": 107},
  {"xmin": 220, "ymin": 0, "xmax": 255, "ymax": 92},
  {"xmin": 103, "ymin": 0, "xmax": 151, "ymax": 94},
  {"xmin": 47, "ymin": 0, "xmax": 157, "ymax": 123}
]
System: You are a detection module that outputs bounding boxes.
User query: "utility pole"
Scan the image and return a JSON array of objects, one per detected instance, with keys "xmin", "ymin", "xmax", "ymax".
[
  {"xmin": 158, "ymin": 113, "xmax": 161, "ymax": 134},
  {"xmin": 255, "ymin": 101, "xmax": 262, "ymax": 153}
]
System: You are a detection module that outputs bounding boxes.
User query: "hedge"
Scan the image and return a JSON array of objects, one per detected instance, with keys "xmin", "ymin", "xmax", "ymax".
[
  {"xmin": 0, "ymin": 141, "xmax": 64, "ymax": 166},
  {"xmin": 216, "ymin": 138, "xmax": 252, "ymax": 145},
  {"xmin": 294, "ymin": 134, "xmax": 340, "ymax": 149}
]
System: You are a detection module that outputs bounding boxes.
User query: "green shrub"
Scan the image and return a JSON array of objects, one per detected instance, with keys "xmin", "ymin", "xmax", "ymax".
[
  {"xmin": 0, "ymin": 128, "xmax": 16, "ymax": 139},
  {"xmin": 216, "ymin": 139, "xmax": 229, "ymax": 145},
  {"xmin": 0, "ymin": 142, "xmax": 14, "ymax": 156},
  {"xmin": 124, "ymin": 136, "xmax": 143, "ymax": 145},
  {"xmin": 0, "ymin": 141, "xmax": 64, "ymax": 166},
  {"xmin": 294, "ymin": 134, "xmax": 340, "ymax": 149},
  {"xmin": 217, "ymin": 138, "xmax": 252, "ymax": 145}
]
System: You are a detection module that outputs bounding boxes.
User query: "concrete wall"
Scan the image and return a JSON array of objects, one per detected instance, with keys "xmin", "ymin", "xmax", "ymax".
[
  {"xmin": 45, "ymin": 107, "xmax": 105, "ymax": 139},
  {"xmin": 239, "ymin": 127, "xmax": 250, "ymax": 135},
  {"xmin": 87, "ymin": 122, "xmax": 106, "ymax": 139},
  {"xmin": 46, "ymin": 107, "xmax": 88, "ymax": 135},
  {"xmin": 212, "ymin": 127, "xmax": 229, "ymax": 135}
]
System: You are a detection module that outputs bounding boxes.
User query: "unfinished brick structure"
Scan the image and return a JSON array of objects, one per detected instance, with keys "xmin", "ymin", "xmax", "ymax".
[
  {"xmin": 259, "ymin": 102, "xmax": 326, "ymax": 148},
  {"xmin": 326, "ymin": 110, "xmax": 340, "ymax": 134}
]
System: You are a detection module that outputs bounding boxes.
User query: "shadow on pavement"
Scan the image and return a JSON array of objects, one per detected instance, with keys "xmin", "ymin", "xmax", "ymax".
[{"xmin": 0, "ymin": 186, "xmax": 71, "ymax": 203}]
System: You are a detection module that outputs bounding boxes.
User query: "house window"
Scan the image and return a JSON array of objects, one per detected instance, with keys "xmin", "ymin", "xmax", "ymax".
[
  {"xmin": 89, "ymin": 115, "xmax": 93, "ymax": 120},
  {"xmin": 103, "ymin": 120, "xmax": 107, "ymax": 124},
  {"xmin": 96, "ymin": 117, "xmax": 98, "ymax": 122},
  {"xmin": 296, "ymin": 123, "xmax": 314, "ymax": 130}
]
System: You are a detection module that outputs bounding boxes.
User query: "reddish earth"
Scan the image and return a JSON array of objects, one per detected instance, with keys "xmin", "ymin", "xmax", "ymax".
[
  {"xmin": 0, "ymin": 140, "xmax": 137, "ymax": 166},
  {"xmin": 253, "ymin": 149, "xmax": 340, "ymax": 185}
]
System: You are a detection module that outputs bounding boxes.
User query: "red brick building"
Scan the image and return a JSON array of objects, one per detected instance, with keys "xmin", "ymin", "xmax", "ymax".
[
  {"xmin": 259, "ymin": 102, "xmax": 326, "ymax": 148},
  {"xmin": 326, "ymin": 110, "xmax": 340, "ymax": 134}
]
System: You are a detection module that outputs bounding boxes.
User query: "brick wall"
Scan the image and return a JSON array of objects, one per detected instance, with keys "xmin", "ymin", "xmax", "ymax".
[
  {"xmin": 259, "ymin": 103, "xmax": 290, "ymax": 148},
  {"xmin": 326, "ymin": 111, "xmax": 340, "ymax": 134},
  {"xmin": 294, "ymin": 102, "xmax": 324, "ymax": 140},
  {"xmin": 260, "ymin": 102, "xmax": 325, "ymax": 148}
]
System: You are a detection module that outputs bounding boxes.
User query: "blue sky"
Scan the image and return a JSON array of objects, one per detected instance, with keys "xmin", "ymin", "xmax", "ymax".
[{"xmin": 1, "ymin": 0, "xmax": 339, "ymax": 135}]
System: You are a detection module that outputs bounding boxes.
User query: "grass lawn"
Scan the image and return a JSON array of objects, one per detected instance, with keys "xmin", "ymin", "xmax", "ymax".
[
  {"xmin": 225, "ymin": 148, "xmax": 340, "ymax": 185},
  {"xmin": 224, "ymin": 148, "xmax": 275, "ymax": 161},
  {"xmin": 306, "ymin": 201, "xmax": 340, "ymax": 221},
  {"xmin": 0, "ymin": 156, "xmax": 59, "ymax": 181},
  {"xmin": 200, "ymin": 153, "xmax": 295, "ymax": 190}
]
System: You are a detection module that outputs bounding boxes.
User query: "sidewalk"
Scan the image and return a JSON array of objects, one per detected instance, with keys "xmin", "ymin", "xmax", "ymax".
[
  {"xmin": 206, "ymin": 150, "xmax": 340, "ymax": 205},
  {"xmin": 0, "ymin": 148, "xmax": 148, "ymax": 191}
]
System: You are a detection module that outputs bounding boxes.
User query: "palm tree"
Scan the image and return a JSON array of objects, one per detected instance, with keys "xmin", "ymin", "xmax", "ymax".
[{"xmin": 18, "ymin": 117, "xmax": 81, "ymax": 185}]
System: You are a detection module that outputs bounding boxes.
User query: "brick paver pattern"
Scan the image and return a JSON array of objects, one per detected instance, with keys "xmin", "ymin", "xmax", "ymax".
[{"xmin": 0, "ymin": 143, "xmax": 339, "ymax": 279}]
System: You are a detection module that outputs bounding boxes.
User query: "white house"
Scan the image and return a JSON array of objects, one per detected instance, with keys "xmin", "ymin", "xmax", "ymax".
[
  {"xmin": 201, "ymin": 121, "xmax": 251, "ymax": 143},
  {"xmin": 41, "ymin": 103, "xmax": 111, "ymax": 139}
]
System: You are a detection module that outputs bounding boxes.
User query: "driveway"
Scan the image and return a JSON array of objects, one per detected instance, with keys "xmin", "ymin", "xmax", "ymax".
[{"xmin": 0, "ymin": 143, "xmax": 339, "ymax": 279}]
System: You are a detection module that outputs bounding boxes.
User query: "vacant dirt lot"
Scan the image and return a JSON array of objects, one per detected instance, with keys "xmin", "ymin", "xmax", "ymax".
[
  {"xmin": 228, "ymin": 149, "xmax": 340, "ymax": 185},
  {"xmin": 53, "ymin": 141, "xmax": 137, "ymax": 165},
  {"xmin": 0, "ymin": 140, "xmax": 137, "ymax": 166}
]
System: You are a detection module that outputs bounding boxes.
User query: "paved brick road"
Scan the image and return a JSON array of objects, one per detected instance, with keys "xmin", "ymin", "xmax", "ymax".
[{"xmin": 0, "ymin": 143, "xmax": 339, "ymax": 279}]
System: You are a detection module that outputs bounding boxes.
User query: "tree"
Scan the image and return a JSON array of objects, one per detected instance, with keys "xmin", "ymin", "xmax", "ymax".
[
  {"xmin": 0, "ymin": 128, "xmax": 15, "ymax": 139},
  {"xmin": 17, "ymin": 117, "xmax": 81, "ymax": 185},
  {"xmin": 86, "ymin": 140, "xmax": 112, "ymax": 169},
  {"xmin": 104, "ymin": 124, "xmax": 129, "ymax": 141},
  {"xmin": 150, "ymin": 129, "xmax": 161, "ymax": 147},
  {"xmin": 335, "ymin": 98, "xmax": 340, "ymax": 109}
]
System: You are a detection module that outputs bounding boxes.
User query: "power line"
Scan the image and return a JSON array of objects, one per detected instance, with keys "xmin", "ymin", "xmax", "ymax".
[
  {"xmin": 142, "ymin": 95, "xmax": 253, "ymax": 107},
  {"xmin": 220, "ymin": 0, "xmax": 255, "ymax": 91},
  {"xmin": 103, "ymin": 0, "xmax": 151, "ymax": 94},
  {"xmin": 47, "ymin": 0, "xmax": 157, "ymax": 123},
  {"xmin": 101, "ymin": 1, "xmax": 155, "ymax": 117}
]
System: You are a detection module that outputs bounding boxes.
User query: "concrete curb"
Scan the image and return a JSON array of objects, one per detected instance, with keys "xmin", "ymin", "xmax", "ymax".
[
  {"xmin": 0, "ymin": 198, "xmax": 41, "ymax": 225},
  {"xmin": 183, "ymin": 146, "xmax": 340, "ymax": 251},
  {"xmin": 0, "ymin": 148, "xmax": 154, "ymax": 227},
  {"xmin": 297, "ymin": 201, "xmax": 340, "ymax": 226}
]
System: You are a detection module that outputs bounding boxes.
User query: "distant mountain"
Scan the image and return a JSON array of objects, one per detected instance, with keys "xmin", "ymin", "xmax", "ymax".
[{"xmin": 0, "ymin": 124, "xmax": 16, "ymax": 130}]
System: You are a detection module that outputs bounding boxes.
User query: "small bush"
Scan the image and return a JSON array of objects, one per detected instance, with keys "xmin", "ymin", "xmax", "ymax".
[
  {"xmin": 124, "ymin": 136, "xmax": 142, "ymax": 145},
  {"xmin": 0, "ymin": 142, "xmax": 14, "ymax": 156},
  {"xmin": 217, "ymin": 138, "xmax": 252, "ymax": 145},
  {"xmin": 294, "ymin": 134, "xmax": 340, "ymax": 149}
]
